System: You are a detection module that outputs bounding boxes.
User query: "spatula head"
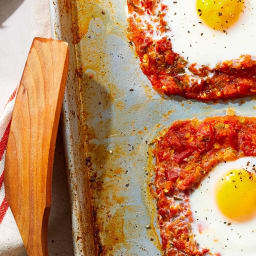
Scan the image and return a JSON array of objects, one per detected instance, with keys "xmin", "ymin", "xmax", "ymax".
[{"xmin": 4, "ymin": 38, "xmax": 69, "ymax": 256}]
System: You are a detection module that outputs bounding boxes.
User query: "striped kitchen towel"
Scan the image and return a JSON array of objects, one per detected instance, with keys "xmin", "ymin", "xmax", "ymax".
[
  {"xmin": 0, "ymin": 89, "xmax": 16, "ymax": 223},
  {"xmin": 0, "ymin": 89, "xmax": 25, "ymax": 255}
]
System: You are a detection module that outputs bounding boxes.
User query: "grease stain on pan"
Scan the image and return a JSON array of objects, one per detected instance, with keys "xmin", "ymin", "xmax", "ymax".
[
  {"xmin": 68, "ymin": 0, "xmax": 163, "ymax": 254},
  {"xmin": 70, "ymin": 0, "xmax": 127, "ymax": 44},
  {"xmin": 162, "ymin": 110, "xmax": 175, "ymax": 121},
  {"xmin": 140, "ymin": 122, "xmax": 175, "ymax": 254},
  {"xmin": 98, "ymin": 205, "xmax": 145, "ymax": 255},
  {"xmin": 100, "ymin": 207, "xmax": 126, "ymax": 253},
  {"xmin": 92, "ymin": 167, "xmax": 131, "ymax": 254},
  {"xmin": 108, "ymin": 83, "xmax": 125, "ymax": 100},
  {"xmin": 62, "ymin": 0, "xmax": 72, "ymax": 13},
  {"xmin": 145, "ymin": 144, "xmax": 162, "ymax": 252},
  {"xmin": 71, "ymin": 0, "xmax": 100, "ymax": 44},
  {"xmin": 142, "ymin": 84, "xmax": 154, "ymax": 99}
]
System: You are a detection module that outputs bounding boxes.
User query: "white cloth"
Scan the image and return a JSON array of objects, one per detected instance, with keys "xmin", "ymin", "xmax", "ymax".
[
  {"xmin": 0, "ymin": 0, "xmax": 51, "ymax": 254},
  {"xmin": 0, "ymin": 90, "xmax": 25, "ymax": 256},
  {"xmin": 0, "ymin": 0, "xmax": 51, "ymax": 113}
]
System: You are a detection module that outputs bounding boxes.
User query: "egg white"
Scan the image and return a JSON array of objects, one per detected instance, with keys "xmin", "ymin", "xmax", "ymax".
[
  {"xmin": 162, "ymin": 0, "xmax": 256, "ymax": 68},
  {"xmin": 190, "ymin": 157, "xmax": 256, "ymax": 256}
]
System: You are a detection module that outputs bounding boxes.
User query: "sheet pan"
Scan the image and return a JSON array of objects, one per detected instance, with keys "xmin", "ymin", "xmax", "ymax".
[{"xmin": 49, "ymin": 0, "xmax": 256, "ymax": 255}]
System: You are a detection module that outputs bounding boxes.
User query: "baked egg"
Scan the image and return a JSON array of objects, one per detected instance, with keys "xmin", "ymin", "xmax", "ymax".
[
  {"xmin": 190, "ymin": 157, "xmax": 256, "ymax": 255},
  {"xmin": 163, "ymin": 0, "xmax": 256, "ymax": 67}
]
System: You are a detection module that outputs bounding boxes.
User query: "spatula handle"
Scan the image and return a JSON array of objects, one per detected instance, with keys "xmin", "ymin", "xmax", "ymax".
[{"xmin": 5, "ymin": 38, "xmax": 69, "ymax": 256}]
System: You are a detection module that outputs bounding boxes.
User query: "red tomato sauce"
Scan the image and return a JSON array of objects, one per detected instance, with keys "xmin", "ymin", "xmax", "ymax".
[
  {"xmin": 128, "ymin": 0, "xmax": 256, "ymax": 100},
  {"xmin": 153, "ymin": 116, "xmax": 256, "ymax": 255}
]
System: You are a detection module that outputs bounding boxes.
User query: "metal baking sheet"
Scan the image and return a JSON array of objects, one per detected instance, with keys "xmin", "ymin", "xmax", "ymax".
[{"xmin": 49, "ymin": 0, "xmax": 256, "ymax": 255}]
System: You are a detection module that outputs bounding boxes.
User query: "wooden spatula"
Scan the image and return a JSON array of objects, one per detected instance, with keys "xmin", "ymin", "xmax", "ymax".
[{"xmin": 4, "ymin": 38, "xmax": 69, "ymax": 256}]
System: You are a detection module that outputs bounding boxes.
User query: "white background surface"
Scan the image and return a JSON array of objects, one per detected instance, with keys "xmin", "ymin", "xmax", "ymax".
[
  {"xmin": 0, "ymin": 0, "xmax": 74, "ymax": 255},
  {"xmin": 0, "ymin": 0, "xmax": 51, "ymax": 112}
]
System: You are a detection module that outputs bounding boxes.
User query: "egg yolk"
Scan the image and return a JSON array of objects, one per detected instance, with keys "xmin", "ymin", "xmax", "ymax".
[
  {"xmin": 196, "ymin": 0, "xmax": 244, "ymax": 31},
  {"xmin": 216, "ymin": 169, "xmax": 256, "ymax": 222}
]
